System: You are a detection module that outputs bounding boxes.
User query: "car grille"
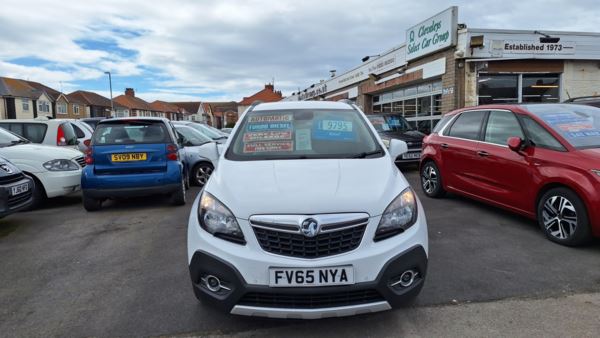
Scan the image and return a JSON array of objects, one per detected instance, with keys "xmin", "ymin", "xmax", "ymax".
[
  {"xmin": 8, "ymin": 188, "xmax": 32, "ymax": 209},
  {"xmin": 250, "ymin": 213, "xmax": 369, "ymax": 259},
  {"xmin": 0, "ymin": 173, "xmax": 25, "ymax": 185},
  {"xmin": 238, "ymin": 289, "xmax": 384, "ymax": 309},
  {"xmin": 74, "ymin": 156, "xmax": 86, "ymax": 168}
]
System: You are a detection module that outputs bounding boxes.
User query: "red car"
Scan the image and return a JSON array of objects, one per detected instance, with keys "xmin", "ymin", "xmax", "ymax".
[{"xmin": 420, "ymin": 104, "xmax": 600, "ymax": 246}]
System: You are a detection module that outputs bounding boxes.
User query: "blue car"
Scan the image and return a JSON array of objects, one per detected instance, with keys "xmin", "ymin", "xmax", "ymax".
[{"xmin": 81, "ymin": 118, "xmax": 186, "ymax": 211}]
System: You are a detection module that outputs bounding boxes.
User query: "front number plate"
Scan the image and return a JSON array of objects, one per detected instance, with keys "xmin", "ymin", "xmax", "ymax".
[
  {"xmin": 111, "ymin": 153, "xmax": 147, "ymax": 162},
  {"xmin": 402, "ymin": 152, "xmax": 421, "ymax": 159},
  {"xmin": 11, "ymin": 183, "xmax": 29, "ymax": 196},
  {"xmin": 269, "ymin": 266, "xmax": 354, "ymax": 287}
]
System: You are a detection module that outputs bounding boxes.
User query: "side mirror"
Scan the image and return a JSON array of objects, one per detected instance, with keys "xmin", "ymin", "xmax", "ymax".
[
  {"xmin": 507, "ymin": 137, "xmax": 523, "ymax": 152},
  {"xmin": 388, "ymin": 139, "xmax": 408, "ymax": 161}
]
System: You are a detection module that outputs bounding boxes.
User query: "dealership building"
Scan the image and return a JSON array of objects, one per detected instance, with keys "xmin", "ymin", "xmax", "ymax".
[{"xmin": 284, "ymin": 6, "xmax": 600, "ymax": 133}]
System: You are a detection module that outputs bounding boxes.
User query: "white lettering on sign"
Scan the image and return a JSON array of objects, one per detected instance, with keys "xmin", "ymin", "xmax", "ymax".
[{"xmin": 406, "ymin": 6, "xmax": 457, "ymax": 61}]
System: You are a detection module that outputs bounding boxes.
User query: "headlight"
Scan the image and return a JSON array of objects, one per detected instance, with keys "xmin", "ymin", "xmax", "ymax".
[
  {"xmin": 198, "ymin": 192, "xmax": 245, "ymax": 244},
  {"xmin": 382, "ymin": 138, "xmax": 390, "ymax": 148},
  {"xmin": 592, "ymin": 169, "xmax": 600, "ymax": 176},
  {"xmin": 374, "ymin": 187, "xmax": 417, "ymax": 241},
  {"xmin": 43, "ymin": 159, "xmax": 79, "ymax": 171}
]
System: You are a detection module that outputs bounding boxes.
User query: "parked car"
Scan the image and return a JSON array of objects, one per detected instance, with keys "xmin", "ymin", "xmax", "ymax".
[
  {"xmin": 0, "ymin": 155, "xmax": 34, "ymax": 218},
  {"xmin": 0, "ymin": 128, "xmax": 85, "ymax": 208},
  {"xmin": 81, "ymin": 118, "xmax": 187, "ymax": 211},
  {"xmin": 173, "ymin": 121, "xmax": 228, "ymax": 143},
  {"xmin": 187, "ymin": 101, "xmax": 428, "ymax": 319},
  {"xmin": 366, "ymin": 114, "xmax": 425, "ymax": 163},
  {"xmin": 57, "ymin": 119, "xmax": 94, "ymax": 152},
  {"xmin": 0, "ymin": 119, "xmax": 80, "ymax": 150},
  {"xmin": 420, "ymin": 104, "xmax": 600, "ymax": 246},
  {"xmin": 80, "ymin": 117, "xmax": 109, "ymax": 130},
  {"xmin": 564, "ymin": 95, "xmax": 600, "ymax": 108},
  {"xmin": 174, "ymin": 125, "xmax": 220, "ymax": 186}
]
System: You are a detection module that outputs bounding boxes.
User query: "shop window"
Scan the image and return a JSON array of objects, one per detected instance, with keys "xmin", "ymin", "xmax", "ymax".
[
  {"xmin": 393, "ymin": 89, "xmax": 404, "ymax": 98},
  {"xmin": 522, "ymin": 74, "xmax": 559, "ymax": 103},
  {"xmin": 418, "ymin": 83, "xmax": 432, "ymax": 94},
  {"xmin": 478, "ymin": 74, "xmax": 518, "ymax": 104},
  {"xmin": 432, "ymin": 81, "xmax": 443, "ymax": 91},
  {"xmin": 417, "ymin": 96, "xmax": 431, "ymax": 117},
  {"xmin": 372, "ymin": 95, "xmax": 380, "ymax": 103},
  {"xmin": 382, "ymin": 103, "xmax": 392, "ymax": 113},
  {"xmin": 392, "ymin": 101, "xmax": 403, "ymax": 114},
  {"xmin": 381, "ymin": 92, "xmax": 393, "ymax": 103},
  {"xmin": 404, "ymin": 86, "xmax": 417, "ymax": 97},
  {"xmin": 433, "ymin": 94, "xmax": 442, "ymax": 115},
  {"xmin": 373, "ymin": 105, "xmax": 382, "ymax": 114},
  {"xmin": 404, "ymin": 99, "xmax": 417, "ymax": 118}
]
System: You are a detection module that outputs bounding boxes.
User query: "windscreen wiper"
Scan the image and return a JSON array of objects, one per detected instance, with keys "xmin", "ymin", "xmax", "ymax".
[{"xmin": 350, "ymin": 149, "xmax": 384, "ymax": 158}]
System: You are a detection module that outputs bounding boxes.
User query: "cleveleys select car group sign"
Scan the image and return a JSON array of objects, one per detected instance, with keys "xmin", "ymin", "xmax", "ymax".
[{"xmin": 406, "ymin": 6, "xmax": 458, "ymax": 61}]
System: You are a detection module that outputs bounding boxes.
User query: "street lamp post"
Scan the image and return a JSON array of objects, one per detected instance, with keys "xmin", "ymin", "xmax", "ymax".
[{"xmin": 104, "ymin": 71, "xmax": 113, "ymax": 117}]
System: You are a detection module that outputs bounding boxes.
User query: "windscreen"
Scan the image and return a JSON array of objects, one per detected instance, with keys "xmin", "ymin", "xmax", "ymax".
[
  {"xmin": 93, "ymin": 120, "xmax": 170, "ymax": 145},
  {"xmin": 226, "ymin": 109, "xmax": 382, "ymax": 161},
  {"xmin": 176, "ymin": 126, "xmax": 212, "ymax": 145},
  {"xmin": 367, "ymin": 114, "xmax": 413, "ymax": 132},
  {"xmin": 0, "ymin": 127, "xmax": 27, "ymax": 146},
  {"xmin": 187, "ymin": 123, "xmax": 224, "ymax": 139},
  {"xmin": 524, "ymin": 104, "xmax": 600, "ymax": 149}
]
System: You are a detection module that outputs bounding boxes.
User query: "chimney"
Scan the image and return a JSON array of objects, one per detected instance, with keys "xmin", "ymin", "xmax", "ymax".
[
  {"xmin": 125, "ymin": 88, "xmax": 135, "ymax": 97},
  {"xmin": 265, "ymin": 83, "xmax": 274, "ymax": 91}
]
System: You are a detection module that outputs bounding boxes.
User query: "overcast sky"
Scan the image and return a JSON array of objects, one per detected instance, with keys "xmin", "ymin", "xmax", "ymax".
[{"xmin": 0, "ymin": 0, "xmax": 598, "ymax": 102}]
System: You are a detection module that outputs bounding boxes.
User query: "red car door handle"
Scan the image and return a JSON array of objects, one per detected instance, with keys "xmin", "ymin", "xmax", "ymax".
[
  {"xmin": 477, "ymin": 151, "xmax": 489, "ymax": 157},
  {"xmin": 441, "ymin": 143, "xmax": 449, "ymax": 149}
]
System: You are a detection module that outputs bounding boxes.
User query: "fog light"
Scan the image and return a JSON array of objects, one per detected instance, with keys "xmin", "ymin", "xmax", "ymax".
[
  {"xmin": 390, "ymin": 270, "xmax": 419, "ymax": 288},
  {"xmin": 201, "ymin": 274, "xmax": 231, "ymax": 293}
]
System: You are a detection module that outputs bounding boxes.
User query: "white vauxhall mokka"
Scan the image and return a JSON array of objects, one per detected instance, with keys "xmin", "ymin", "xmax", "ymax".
[{"xmin": 187, "ymin": 101, "xmax": 428, "ymax": 319}]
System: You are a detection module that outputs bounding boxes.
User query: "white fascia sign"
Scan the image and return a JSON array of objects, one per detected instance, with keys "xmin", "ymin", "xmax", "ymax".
[{"xmin": 406, "ymin": 6, "xmax": 458, "ymax": 61}]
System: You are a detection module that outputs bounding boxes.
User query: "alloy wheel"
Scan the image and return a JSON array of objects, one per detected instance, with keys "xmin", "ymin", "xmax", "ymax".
[
  {"xmin": 542, "ymin": 195, "xmax": 577, "ymax": 240},
  {"xmin": 421, "ymin": 165, "xmax": 438, "ymax": 195},
  {"xmin": 196, "ymin": 165, "xmax": 213, "ymax": 186}
]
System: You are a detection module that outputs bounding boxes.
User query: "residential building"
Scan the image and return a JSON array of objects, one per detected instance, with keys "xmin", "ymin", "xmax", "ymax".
[
  {"xmin": 0, "ymin": 77, "xmax": 55, "ymax": 119},
  {"xmin": 25, "ymin": 80, "xmax": 61, "ymax": 117},
  {"xmin": 55, "ymin": 93, "xmax": 88, "ymax": 119},
  {"xmin": 171, "ymin": 102, "xmax": 203, "ymax": 121},
  {"xmin": 205, "ymin": 101, "xmax": 238, "ymax": 128},
  {"xmin": 237, "ymin": 83, "xmax": 283, "ymax": 116},
  {"xmin": 114, "ymin": 88, "xmax": 162, "ymax": 117},
  {"xmin": 150, "ymin": 100, "xmax": 183, "ymax": 120},
  {"xmin": 67, "ymin": 90, "xmax": 114, "ymax": 117}
]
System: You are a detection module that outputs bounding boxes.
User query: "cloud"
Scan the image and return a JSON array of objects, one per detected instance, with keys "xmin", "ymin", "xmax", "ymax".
[{"xmin": 1, "ymin": 0, "xmax": 599, "ymax": 102}]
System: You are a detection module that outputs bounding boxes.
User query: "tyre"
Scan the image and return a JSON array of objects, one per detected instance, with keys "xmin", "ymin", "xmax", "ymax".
[
  {"xmin": 420, "ymin": 161, "xmax": 445, "ymax": 198},
  {"xmin": 171, "ymin": 175, "xmax": 187, "ymax": 206},
  {"xmin": 24, "ymin": 175, "xmax": 46, "ymax": 210},
  {"xmin": 83, "ymin": 194, "xmax": 102, "ymax": 211},
  {"xmin": 537, "ymin": 187, "xmax": 591, "ymax": 246},
  {"xmin": 191, "ymin": 162, "xmax": 214, "ymax": 187}
]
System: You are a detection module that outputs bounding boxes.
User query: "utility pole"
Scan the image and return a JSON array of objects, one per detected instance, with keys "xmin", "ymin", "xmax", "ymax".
[{"xmin": 104, "ymin": 71, "xmax": 114, "ymax": 117}]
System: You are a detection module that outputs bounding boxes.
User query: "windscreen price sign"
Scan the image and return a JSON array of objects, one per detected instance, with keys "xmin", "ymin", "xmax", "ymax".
[{"xmin": 406, "ymin": 6, "xmax": 457, "ymax": 61}]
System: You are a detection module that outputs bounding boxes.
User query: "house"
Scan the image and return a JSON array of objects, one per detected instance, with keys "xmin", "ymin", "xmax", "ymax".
[
  {"xmin": 204, "ymin": 101, "xmax": 238, "ymax": 128},
  {"xmin": 0, "ymin": 77, "xmax": 55, "ymax": 119},
  {"xmin": 171, "ymin": 102, "xmax": 203, "ymax": 122},
  {"xmin": 114, "ymin": 88, "xmax": 162, "ymax": 118},
  {"xmin": 25, "ymin": 80, "xmax": 61, "ymax": 117},
  {"xmin": 67, "ymin": 90, "xmax": 114, "ymax": 117},
  {"xmin": 237, "ymin": 83, "xmax": 283, "ymax": 115},
  {"xmin": 55, "ymin": 93, "xmax": 88, "ymax": 119},
  {"xmin": 150, "ymin": 100, "xmax": 183, "ymax": 120}
]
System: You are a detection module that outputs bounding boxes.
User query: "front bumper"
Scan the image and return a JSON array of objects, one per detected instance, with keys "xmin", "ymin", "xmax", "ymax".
[
  {"xmin": 394, "ymin": 148, "xmax": 422, "ymax": 164},
  {"xmin": 187, "ymin": 196, "xmax": 429, "ymax": 319},
  {"xmin": 35, "ymin": 170, "xmax": 82, "ymax": 198},
  {"xmin": 189, "ymin": 246, "xmax": 427, "ymax": 319},
  {"xmin": 0, "ymin": 176, "xmax": 34, "ymax": 217}
]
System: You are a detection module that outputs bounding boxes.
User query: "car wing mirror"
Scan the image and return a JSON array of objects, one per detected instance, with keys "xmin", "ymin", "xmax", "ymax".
[
  {"xmin": 388, "ymin": 139, "xmax": 408, "ymax": 161},
  {"xmin": 507, "ymin": 136, "xmax": 524, "ymax": 153}
]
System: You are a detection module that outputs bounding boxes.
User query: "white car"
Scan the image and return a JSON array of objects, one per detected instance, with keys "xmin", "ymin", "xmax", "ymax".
[
  {"xmin": 0, "ymin": 128, "xmax": 85, "ymax": 208},
  {"xmin": 187, "ymin": 101, "xmax": 428, "ymax": 319},
  {"xmin": 0, "ymin": 118, "xmax": 80, "ymax": 150},
  {"xmin": 58, "ymin": 119, "xmax": 94, "ymax": 152},
  {"xmin": 174, "ymin": 125, "xmax": 221, "ymax": 186}
]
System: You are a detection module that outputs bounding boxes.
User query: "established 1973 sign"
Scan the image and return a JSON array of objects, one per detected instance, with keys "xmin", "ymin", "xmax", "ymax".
[{"xmin": 406, "ymin": 6, "xmax": 458, "ymax": 61}]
